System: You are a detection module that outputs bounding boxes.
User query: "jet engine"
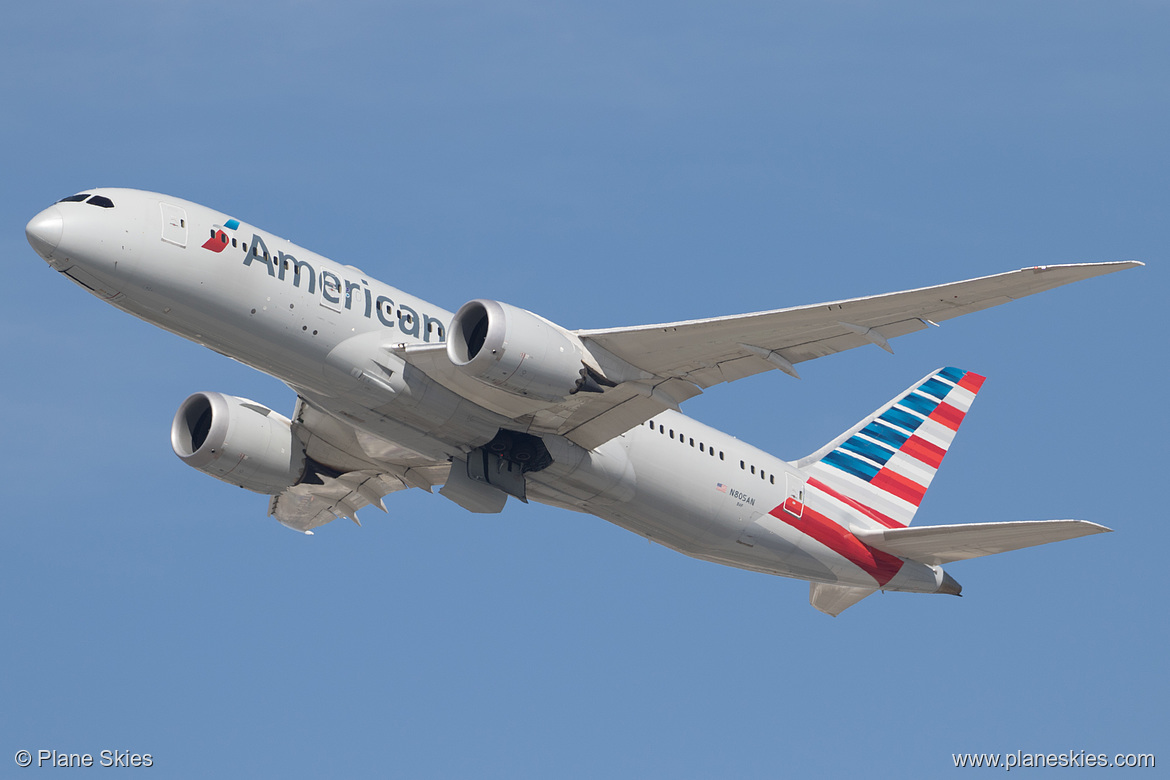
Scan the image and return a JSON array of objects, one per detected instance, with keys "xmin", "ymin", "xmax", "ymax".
[
  {"xmin": 171, "ymin": 392, "xmax": 307, "ymax": 494},
  {"xmin": 447, "ymin": 299, "xmax": 608, "ymax": 402}
]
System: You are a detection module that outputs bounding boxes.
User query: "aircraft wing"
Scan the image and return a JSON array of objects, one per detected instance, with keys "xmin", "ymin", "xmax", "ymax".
[
  {"xmin": 398, "ymin": 262, "xmax": 1138, "ymax": 450},
  {"xmin": 563, "ymin": 261, "xmax": 1138, "ymax": 446},
  {"xmin": 578, "ymin": 261, "xmax": 1138, "ymax": 385}
]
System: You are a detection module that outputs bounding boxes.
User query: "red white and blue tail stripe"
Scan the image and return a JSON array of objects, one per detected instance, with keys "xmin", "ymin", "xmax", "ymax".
[{"xmin": 798, "ymin": 367, "xmax": 985, "ymax": 528}]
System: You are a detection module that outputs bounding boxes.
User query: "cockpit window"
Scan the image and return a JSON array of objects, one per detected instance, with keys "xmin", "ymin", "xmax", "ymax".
[
  {"xmin": 58, "ymin": 193, "xmax": 90, "ymax": 203},
  {"xmin": 86, "ymin": 195, "xmax": 115, "ymax": 208}
]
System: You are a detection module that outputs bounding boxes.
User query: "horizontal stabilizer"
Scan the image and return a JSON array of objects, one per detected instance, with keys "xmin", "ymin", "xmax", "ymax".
[
  {"xmin": 852, "ymin": 519, "xmax": 1111, "ymax": 565},
  {"xmin": 809, "ymin": 582, "xmax": 879, "ymax": 616}
]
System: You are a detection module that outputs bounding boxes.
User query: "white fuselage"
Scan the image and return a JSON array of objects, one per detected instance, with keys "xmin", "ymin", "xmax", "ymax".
[{"xmin": 27, "ymin": 188, "xmax": 947, "ymax": 595}]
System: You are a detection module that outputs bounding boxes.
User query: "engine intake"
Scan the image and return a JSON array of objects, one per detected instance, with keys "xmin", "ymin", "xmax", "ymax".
[
  {"xmin": 448, "ymin": 299, "xmax": 603, "ymax": 402},
  {"xmin": 171, "ymin": 392, "xmax": 307, "ymax": 494}
]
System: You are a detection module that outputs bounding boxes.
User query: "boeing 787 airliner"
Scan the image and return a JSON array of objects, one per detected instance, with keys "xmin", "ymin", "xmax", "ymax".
[{"xmin": 25, "ymin": 189, "xmax": 1138, "ymax": 614}]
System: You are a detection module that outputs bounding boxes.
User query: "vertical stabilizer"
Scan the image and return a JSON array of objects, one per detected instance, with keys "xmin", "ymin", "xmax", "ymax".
[{"xmin": 797, "ymin": 367, "xmax": 985, "ymax": 528}]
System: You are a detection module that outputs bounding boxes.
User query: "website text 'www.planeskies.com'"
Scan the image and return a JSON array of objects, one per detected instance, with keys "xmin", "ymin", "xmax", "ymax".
[{"xmin": 952, "ymin": 750, "xmax": 1155, "ymax": 770}]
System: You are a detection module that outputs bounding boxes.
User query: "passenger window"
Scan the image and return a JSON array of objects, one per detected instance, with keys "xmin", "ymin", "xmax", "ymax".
[{"xmin": 740, "ymin": 460, "xmax": 745, "ymax": 470}]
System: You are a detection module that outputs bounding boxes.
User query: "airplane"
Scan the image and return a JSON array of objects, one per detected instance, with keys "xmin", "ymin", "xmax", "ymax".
[{"xmin": 25, "ymin": 188, "xmax": 1139, "ymax": 615}]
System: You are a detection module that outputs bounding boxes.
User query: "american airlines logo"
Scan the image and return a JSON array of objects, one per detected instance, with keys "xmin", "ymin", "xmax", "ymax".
[
  {"xmin": 238, "ymin": 231, "xmax": 448, "ymax": 343},
  {"xmin": 201, "ymin": 218, "xmax": 240, "ymax": 253}
]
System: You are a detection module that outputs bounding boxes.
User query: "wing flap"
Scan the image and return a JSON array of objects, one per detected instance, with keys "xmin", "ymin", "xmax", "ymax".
[
  {"xmin": 852, "ymin": 519, "xmax": 1112, "ymax": 565},
  {"xmin": 560, "ymin": 393, "xmax": 670, "ymax": 450},
  {"xmin": 269, "ymin": 471, "xmax": 408, "ymax": 533}
]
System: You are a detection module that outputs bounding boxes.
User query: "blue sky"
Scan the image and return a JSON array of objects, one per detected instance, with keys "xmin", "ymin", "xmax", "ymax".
[{"xmin": 2, "ymin": 2, "xmax": 1165, "ymax": 777}]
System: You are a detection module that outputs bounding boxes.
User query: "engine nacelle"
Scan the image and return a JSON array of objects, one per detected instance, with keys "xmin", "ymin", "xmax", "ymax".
[
  {"xmin": 447, "ymin": 299, "xmax": 596, "ymax": 402},
  {"xmin": 171, "ymin": 392, "xmax": 307, "ymax": 495}
]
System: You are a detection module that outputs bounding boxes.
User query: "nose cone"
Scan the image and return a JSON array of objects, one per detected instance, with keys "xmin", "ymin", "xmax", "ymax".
[{"xmin": 26, "ymin": 205, "xmax": 64, "ymax": 258}]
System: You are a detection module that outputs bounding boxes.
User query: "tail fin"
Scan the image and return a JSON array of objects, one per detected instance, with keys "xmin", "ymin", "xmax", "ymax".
[{"xmin": 797, "ymin": 367, "xmax": 985, "ymax": 528}]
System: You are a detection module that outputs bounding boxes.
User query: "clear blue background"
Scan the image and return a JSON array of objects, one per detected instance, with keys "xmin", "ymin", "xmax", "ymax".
[{"xmin": 2, "ymin": 2, "xmax": 1164, "ymax": 777}]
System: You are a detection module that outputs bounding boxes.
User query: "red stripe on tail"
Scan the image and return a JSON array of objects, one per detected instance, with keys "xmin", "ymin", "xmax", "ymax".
[
  {"xmin": 958, "ymin": 372, "xmax": 986, "ymax": 392},
  {"xmin": 900, "ymin": 435, "xmax": 946, "ymax": 469},
  {"xmin": 929, "ymin": 402, "xmax": 965, "ymax": 431},
  {"xmin": 870, "ymin": 468, "xmax": 927, "ymax": 506}
]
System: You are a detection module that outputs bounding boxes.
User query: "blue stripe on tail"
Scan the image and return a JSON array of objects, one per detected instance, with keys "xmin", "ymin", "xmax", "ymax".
[
  {"xmin": 899, "ymin": 392, "xmax": 938, "ymax": 417},
  {"xmin": 822, "ymin": 450, "xmax": 881, "ymax": 481}
]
